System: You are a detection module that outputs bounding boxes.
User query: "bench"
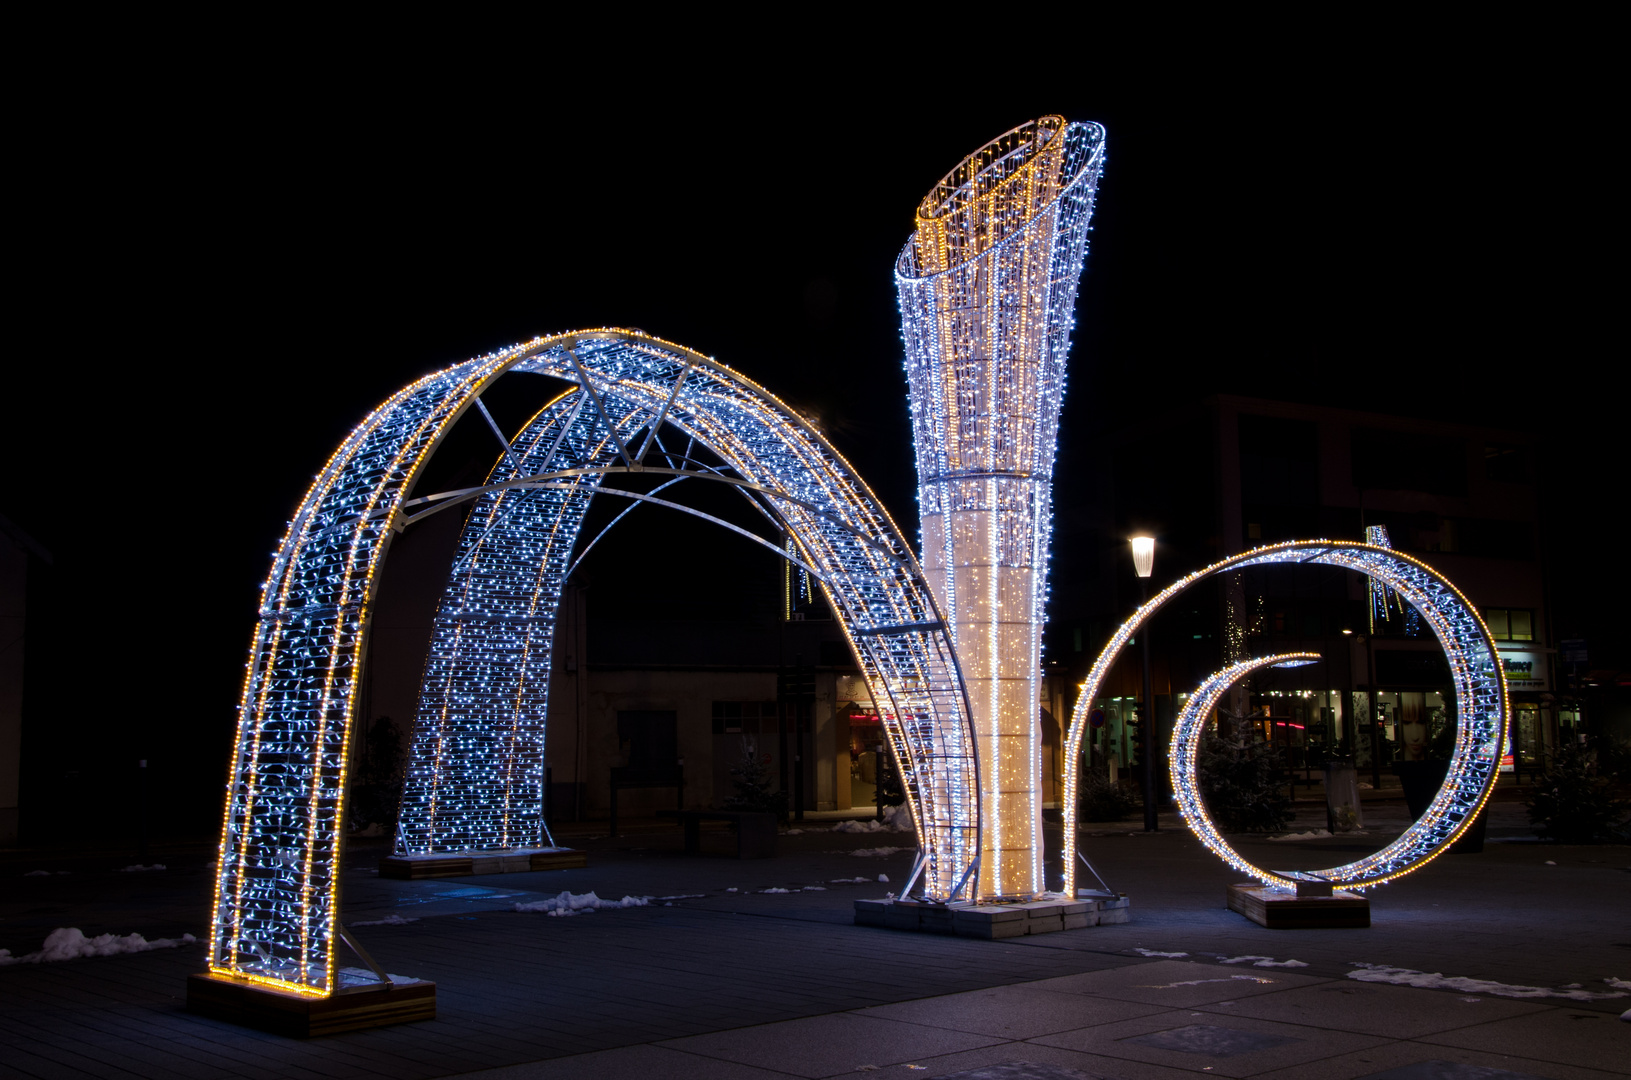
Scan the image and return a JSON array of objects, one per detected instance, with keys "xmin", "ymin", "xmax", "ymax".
[{"xmin": 655, "ymin": 809, "xmax": 777, "ymax": 859}]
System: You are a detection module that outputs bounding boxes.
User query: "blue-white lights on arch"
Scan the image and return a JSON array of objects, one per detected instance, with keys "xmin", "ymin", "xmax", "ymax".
[
  {"xmin": 211, "ymin": 329, "xmax": 983, "ymax": 996},
  {"xmin": 1063, "ymin": 540, "xmax": 1508, "ymax": 896}
]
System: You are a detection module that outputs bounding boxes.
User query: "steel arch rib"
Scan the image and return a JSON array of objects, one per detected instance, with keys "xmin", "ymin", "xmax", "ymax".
[
  {"xmin": 211, "ymin": 329, "xmax": 981, "ymax": 997},
  {"xmin": 1061, "ymin": 540, "xmax": 1508, "ymax": 897}
]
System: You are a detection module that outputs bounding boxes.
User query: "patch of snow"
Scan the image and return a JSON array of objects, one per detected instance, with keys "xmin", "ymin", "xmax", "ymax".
[
  {"xmin": 117, "ymin": 864, "xmax": 167, "ymax": 873},
  {"xmin": 851, "ymin": 846, "xmax": 907, "ymax": 858},
  {"xmin": 0, "ymin": 928, "xmax": 196, "ymax": 966},
  {"xmin": 760, "ymin": 888, "xmax": 791, "ymax": 894},
  {"xmin": 877, "ymin": 874, "xmax": 889, "ymax": 883},
  {"xmin": 337, "ymin": 967, "xmax": 421, "ymax": 987},
  {"xmin": 1348, "ymin": 963, "xmax": 1629, "ymax": 1001},
  {"xmin": 653, "ymin": 894, "xmax": 706, "ymax": 901},
  {"xmin": 513, "ymin": 891, "xmax": 649, "ymax": 916},
  {"xmin": 1219, "ymin": 955, "xmax": 1309, "ymax": 968},
  {"xmin": 348, "ymin": 914, "xmax": 419, "ymax": 927},
  {"xmin": 802, "ymin": 886, "xmax": 827, "ymax": 891},
  {"xmin": 1544, "ymin": 860, "xmax": 1557, "ymax": 866},
  {"xmin": 1605, "ymin": 977, "xmax": 1631, "ymax": 990},
  {"xmin": 829, "ymin": 877, "xmax": 872, "ymax": 884},
  {"xmin": 1268, "ymin": 829, "xmax": 1371, "ymax": 842},
  {"xmin": 832, "ymin": 805, "xmax": 913, "ymax": 834},
  {"xmin": 725, "ymin": 887, "xmax": 739, "ymax": 893},
  {"xmin": 783, "ymin": 829, "xmax": 805, "ymax": 835},
  {"xmin": 1140, "ymin": 975, "xmax": 1276, "ymax": 988},
  {"xmin": 1134, "ymin": 949, "xmax": 1189, "ymax": 958}
]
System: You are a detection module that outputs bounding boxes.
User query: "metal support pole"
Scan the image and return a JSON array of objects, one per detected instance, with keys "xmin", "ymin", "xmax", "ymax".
[{"xmin": 1140, "ymin": 578, "xmax": 1158, "ymax": 831}]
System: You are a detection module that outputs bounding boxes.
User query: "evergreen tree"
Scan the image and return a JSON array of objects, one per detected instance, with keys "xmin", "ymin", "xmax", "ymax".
[
  {"xmin": 1197, "ymin": 712, "xmax": 1293, "ymax": 833},
  {"xmin": 721, "ymin": 737, "xmax": 789, "ymax": 816}
]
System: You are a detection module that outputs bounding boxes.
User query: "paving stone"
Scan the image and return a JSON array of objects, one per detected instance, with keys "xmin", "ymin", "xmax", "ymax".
[{"xmin": 1123, "ymin": 1022, "xmax": 1302, "ymax": 1056}]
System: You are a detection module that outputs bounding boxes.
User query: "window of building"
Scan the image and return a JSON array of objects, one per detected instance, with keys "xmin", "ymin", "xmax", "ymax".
[
  {"xmin": 1484, "ymin": 443, "xmax": 1534, "ymax": 484},
  {"xmin": 1483, "ymin": 608, "xmax": 1534, "ymax": 642},
  {"xmin": 711, "ymin": 700, "xmax": 780, "ymax": 734},
  {"xmin": 1351, "ymin": 428, "xmax": 1467, "ymax": 496}
]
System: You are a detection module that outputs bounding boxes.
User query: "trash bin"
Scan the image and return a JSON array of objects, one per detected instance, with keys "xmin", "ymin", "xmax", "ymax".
[{"xmin": 1323, "ymin": 758, "xmax": 1363, "ymax": 833}]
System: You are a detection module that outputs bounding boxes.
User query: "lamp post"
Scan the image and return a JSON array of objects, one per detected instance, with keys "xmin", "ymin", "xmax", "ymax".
[{"xmin": 1131, "ymin": 536, "xmax": 1158, "ymax": 831}]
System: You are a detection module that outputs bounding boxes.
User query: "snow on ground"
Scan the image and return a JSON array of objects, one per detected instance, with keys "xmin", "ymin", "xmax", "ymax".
[
  {"xmin": 1348, "ymin": 963, "xmax": 1630, "ymax": 1001},
  {"xmin": 116, "ymin": 864, "xmax": 167, "ymax": 872},
  {"xmin": 829, "ymin": 877, "xmax": 872, "ymax": 884},
  {"xmin": 0, "ymin": 928, "xmax": 196, "ymax": 966},
  {"xmin": 850, "ymin": 846, "xmax": 908, "ymax": 857},
  {"xmin": 760, "ymin": 888, "xmax": 791, "ymax": 894},
  {"xmin": 1220, "ymin": 954, "xmax": 1308, "ymax": 968},
  {"xmin": 514, "ymin": 891, "xmax": 649, "ymax": 917},
  {"xmin": 1606, "ymin": 977, "xmax": 1631, "ymax": 990},
  {"xmin": 1144, "ymin": 975, "xmax": 1277, "ymax": 989},
  {"xmin": 23, "ymin": 870, "xmax": 69, "ymax": 877},
  {"xmin": 1133, "ymin": 949, "xmax": 1189, "ymax": 958},
  {"xmin": 832, "ymin": 805, "xmax": 912, "ymax": 833},
  {"xmin": 349, "ymin": 914, "xmax": 419, "ymax": 927},
  {"xmin": 877, "ymin": 874, "xmax": 889, "ymax": 883},
  {"xmin": 802, "ymin": 886, "xmax": 826, "ymax": 891}
]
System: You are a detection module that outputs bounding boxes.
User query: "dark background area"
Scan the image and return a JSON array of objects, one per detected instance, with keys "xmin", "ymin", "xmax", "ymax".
[{"xmin": 4, "ymin": 39, "xmax": 1619, "ymax": 844}]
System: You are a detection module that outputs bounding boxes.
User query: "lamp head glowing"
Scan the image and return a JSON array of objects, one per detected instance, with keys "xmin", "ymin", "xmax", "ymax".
[{"xmin": 1130, "ymin": 536, "xmax": 1155, "ymax": 579}]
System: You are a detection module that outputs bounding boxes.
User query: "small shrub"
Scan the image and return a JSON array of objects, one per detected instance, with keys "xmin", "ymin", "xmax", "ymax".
[
  {"xmin": 1527, "ymin": 736, "xmax": 1630, "ymax": 843},
  {"xmin": 1078, "ymin": 770, "xmax": 1139, "ymax": 822}
]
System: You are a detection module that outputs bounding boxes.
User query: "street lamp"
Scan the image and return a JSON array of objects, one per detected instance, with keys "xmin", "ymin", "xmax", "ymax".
[{"xmin": 1130, "ymin": 536, "xmax": 1158, "ymax": 831}]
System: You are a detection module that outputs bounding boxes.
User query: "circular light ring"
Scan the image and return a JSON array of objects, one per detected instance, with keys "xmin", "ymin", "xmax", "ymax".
[
  {"xmin": 1169, "ymin": 652, "xmax": 1326, "ymax": 888},
  {"xmin": 1062, "ymin": 540, "xmax": 1507, "ymax": 895}
]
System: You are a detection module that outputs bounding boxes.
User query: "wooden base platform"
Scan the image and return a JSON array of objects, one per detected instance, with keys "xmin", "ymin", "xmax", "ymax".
[
  {"xmin": 1226, "ymin": 882, "xmax": 1370, "ymax": 928},
  {"xmin": 187, "ymin": 972, "xmax": 436, "ymax": 1037},
  {"xmin": 379, "ymin": 847, "xmax": 587, "ymax": 880},
  {"xmin": 855, "ymin": 894, "xmax": 1130, "ymax": 939}
]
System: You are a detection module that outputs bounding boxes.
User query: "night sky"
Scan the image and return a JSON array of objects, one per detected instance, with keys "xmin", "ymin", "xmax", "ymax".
[{"xmin": 7, "ymin": 53, "xmax": 1618, "ymax": 832}]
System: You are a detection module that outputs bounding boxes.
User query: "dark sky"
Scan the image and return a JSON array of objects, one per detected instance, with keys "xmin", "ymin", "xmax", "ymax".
[{"xmin": 7, "ymin": 46, "xmax": 1619, "ymax": 825}]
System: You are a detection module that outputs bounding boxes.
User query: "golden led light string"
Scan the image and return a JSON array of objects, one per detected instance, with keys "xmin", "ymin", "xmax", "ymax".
[{"xmin": 1062, "ymin": 540, "xmax": 1507, "ymax": 897}]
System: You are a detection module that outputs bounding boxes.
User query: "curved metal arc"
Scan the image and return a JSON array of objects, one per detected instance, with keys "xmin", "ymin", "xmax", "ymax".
[
  {"xmin": 1168, "ymin": 653, "xmax": 1323, "ymax": 890},
  {"xmin": 562, "ymin": 475, "xmax": 691, "ymax": 581},
  {"xmin": 1061, "ymin": 539, "xmax": 1507, "ymax": 897},
  {"xmin": 398, "ymin": 465, "xmax": 915, "ymax": 568}
]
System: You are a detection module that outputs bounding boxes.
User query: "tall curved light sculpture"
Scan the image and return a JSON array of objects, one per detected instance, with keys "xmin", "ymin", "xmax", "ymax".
[
  {"xmin": 210, "ymin": 329, "xmax": 980, "ymax": 997},
  {"xmin": 896, "ymin": 116, "xmax": 1106, "ymax": 899},
  {"xmin": 1061, "ymin": 540, "xmax": 1508, "ymax": 897}
]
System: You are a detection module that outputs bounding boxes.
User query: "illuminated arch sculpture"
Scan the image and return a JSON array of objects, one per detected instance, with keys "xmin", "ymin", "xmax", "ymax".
[
  {"xmin": 1061, "ymin": 540, "xmax": 1508, "ymax": 897},
  {"xmin": 211, "ymin": 329, "xmax": 980, "ymax": 996},
  {"xmin": 895, "ymin": 115, "xmax": 1106, "ymax": 899}
]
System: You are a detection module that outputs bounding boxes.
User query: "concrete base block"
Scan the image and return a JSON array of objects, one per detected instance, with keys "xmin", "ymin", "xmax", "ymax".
[
  {"xmin": 378, "ymin": 848, "xmax": 586, "ymax": 880},
  {"xmin": 1226, "ymin": 882, "xmax": 1369, "ymax": 928},
  {"xmin": 187, "ymin": 972, "xmax": 435, "ymax": 1037},
  {"xmin": 854, "ymin": 894, "xmax": 1131, "ymax": 939}
]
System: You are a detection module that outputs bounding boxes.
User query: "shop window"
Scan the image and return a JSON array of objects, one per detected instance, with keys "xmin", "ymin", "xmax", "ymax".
[{"xmin": 1483, "ymin": 608, "xmax": 1534, "ymax": 642}]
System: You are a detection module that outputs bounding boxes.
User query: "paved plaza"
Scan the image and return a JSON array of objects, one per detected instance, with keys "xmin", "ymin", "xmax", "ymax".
[{"xmin": 2, "ymin": 794, "xmax": 1627, "ymax": 1079}]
